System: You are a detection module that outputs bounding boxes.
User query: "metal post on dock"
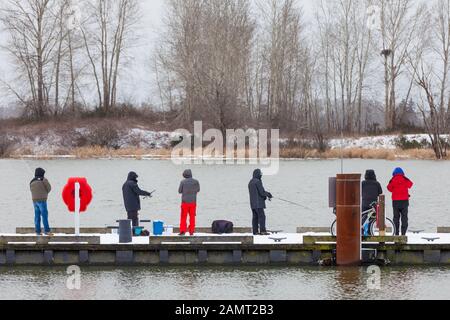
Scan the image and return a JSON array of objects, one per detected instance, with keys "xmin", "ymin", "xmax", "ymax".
[
  {"xmin": 378, "ymin": 195, "xmax": 386, "ymax": 236},
  {"xmin": 336, "ymin": 174, "xmax": 362, "ymax": 266},
  {"xmin": 329, "ymin": 177, "xmax": 337, "ymax": 209},
  {"xmin": 74, "ymin": 182, "xmax": 80, "ymax": 236}
]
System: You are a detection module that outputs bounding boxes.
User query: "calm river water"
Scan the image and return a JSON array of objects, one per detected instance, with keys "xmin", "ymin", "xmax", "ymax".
[
  {"xmin": 1, "ymin": 159, "xmax": 450, "ymax": 300},
  {"xmin": 0, "ymin": 266, "xmax": 449, "ymax": 300}
]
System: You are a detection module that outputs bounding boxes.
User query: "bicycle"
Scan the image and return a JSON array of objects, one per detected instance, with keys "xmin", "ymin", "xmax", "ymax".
[{"xmin": 331, "ymin": 202, "xmax": 396, "ymax": 237}]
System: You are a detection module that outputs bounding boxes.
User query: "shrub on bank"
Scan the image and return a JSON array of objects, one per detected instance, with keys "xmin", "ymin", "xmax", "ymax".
[
  {"xmin": 0, "ymin": 132, "xmax": 16, "ymax": 157},
  {"xmin": 395, "ymin": 135, "xmax": 429, "ymax": 150},
  {"xmin": 74, "ymin": 124, "xmax": 123, "ymax": 150},
  {"xmin": 281, "ymin": 136, "xmax": 330, "ymax": 151}
]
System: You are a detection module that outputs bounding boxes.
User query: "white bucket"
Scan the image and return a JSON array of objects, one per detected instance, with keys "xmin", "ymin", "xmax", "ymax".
[{"xmin": 164, "ymin": 225, "xmax": 174, "ymax": 235}]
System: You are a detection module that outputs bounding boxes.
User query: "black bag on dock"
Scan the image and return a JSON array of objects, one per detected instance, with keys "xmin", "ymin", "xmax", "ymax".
[{"xmin": 212, "ymin": 220, "xmax": 234, "ymax": 234}]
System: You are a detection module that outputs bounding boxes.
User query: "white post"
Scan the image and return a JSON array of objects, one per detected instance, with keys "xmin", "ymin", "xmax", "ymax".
[{"xmin": 74, "ymin": 182, "xmax": 80, "ymax": 236}]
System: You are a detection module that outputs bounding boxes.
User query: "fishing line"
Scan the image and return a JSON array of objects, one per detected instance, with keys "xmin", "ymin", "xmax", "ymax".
[{"xmin": 272, "ymin": 197, "xmax": 314, "ymax": 211}]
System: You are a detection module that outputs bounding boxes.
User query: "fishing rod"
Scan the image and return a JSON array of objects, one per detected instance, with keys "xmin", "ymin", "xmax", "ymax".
[
  {"xmin": 143, "ymin": 190, "xmax": 156, "ymax": 199},
  {"xmin": 272, "ymin": 197, "xmax": 314, "ymax": 211}
]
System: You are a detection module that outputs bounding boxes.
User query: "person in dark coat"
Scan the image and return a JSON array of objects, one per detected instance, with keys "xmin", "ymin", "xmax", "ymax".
[
  {"xmin": 387, "ymin": 167, "xmax": 414, "ymax": 236},
  {"xmin": 362, "ymin": 170, "xmax": 383, "ymax": 212},
  {"xmin": 122, "ymin": 172, "xmax": 152, "ymax": 227},
  {"xmin": 248, "ymin": 169, "xmax": 273, "ymax": 236}
]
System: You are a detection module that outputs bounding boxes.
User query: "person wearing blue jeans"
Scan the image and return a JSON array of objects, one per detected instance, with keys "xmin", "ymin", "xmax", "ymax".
[
  {"xmin": 30, "ymin": 168, "xmax": 53, "ymax": 236},
  {"xmin": 34, "ymin": 201, "xmax": 51, "ymax": 235}
]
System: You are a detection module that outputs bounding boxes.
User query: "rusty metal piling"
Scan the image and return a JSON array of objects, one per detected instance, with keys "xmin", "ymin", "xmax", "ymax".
[{"xmin": 336, "ymin": 174, "xmax": 362, "ymax": 266}]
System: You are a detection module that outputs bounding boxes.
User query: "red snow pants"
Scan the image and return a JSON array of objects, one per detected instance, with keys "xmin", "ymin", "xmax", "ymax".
[{"xmin": 180, "ymin": 202, "xmax": 197, "ymax": 235}]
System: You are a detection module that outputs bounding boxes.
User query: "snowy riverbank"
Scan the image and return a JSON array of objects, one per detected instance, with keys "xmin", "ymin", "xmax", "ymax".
[
  {"xmin": 0, "ymin": 126, "xmax": 446, "ymax": 160},
  {"xmin": 329, "ymin": 134, "xmax": 444, "ymax": 150}
]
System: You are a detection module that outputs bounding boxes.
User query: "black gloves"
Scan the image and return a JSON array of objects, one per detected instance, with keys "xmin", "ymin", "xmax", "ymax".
[{"xmin": 267, "ymin": 192, "xmax": 273, "ymax": 199}]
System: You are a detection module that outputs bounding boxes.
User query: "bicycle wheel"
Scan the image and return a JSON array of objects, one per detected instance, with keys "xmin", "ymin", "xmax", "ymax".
[
  {"xmin": 370, "ymin": 218, "xmax": 396, "ymax": 236},
  {"xmin": 331, "ymin": 220, "xmax": 337, "ymax": 236}
]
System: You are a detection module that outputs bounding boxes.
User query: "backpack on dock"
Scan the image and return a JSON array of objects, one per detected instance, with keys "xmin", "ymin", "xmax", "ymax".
[{"xmin": 212, "ymin": 220, "xmax": 234, "ymax": 234}]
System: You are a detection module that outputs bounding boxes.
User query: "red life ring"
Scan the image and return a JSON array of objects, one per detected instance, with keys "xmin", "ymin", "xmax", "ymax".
[{"xmin": 62, "ymin": 177, "xmax": 93, "ymax": 213}]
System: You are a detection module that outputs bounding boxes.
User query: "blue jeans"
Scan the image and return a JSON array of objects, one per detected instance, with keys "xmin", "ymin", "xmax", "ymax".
[{"xmin": 34, "ymin": 201, "xmax": 51, "ymax": 234}]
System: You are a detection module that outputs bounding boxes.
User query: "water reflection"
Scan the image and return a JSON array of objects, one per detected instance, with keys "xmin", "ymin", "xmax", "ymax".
[
  {"xmin": 2, "ymin": 266, "xmax": 450, "ymax": 300},
  {"xmin": 332, "ymin": 267, "xmax": 365, "ymax": 300}
]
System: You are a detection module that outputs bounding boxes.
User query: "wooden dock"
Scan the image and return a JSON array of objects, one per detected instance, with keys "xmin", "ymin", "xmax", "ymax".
[
  {"xmin": 1, "ymin": 226, "xmax": 449, "ymax": 266},
  {"xmin": 1, "ymin": 234, "xmax": 450, "ymax": 266}
]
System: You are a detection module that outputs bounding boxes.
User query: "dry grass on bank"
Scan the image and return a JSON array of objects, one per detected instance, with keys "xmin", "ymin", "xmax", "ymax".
[
  {"xmin": 73, "ymin": 147, "xmax": 173, "ymax": 159},
  {"xmin": 7, "ymin": 147, "xmax": 173, "ymax": 160},
  {"xmin": 280, "ymin": 147, "xmax": 442, "ymax": 160},
  {"xmin": 4, "ymin": 146, "xmax": 446, "ymax": 160},
  {"xmin": 396, "ymin": 148, "xmax": 439, "ymax": 160}
]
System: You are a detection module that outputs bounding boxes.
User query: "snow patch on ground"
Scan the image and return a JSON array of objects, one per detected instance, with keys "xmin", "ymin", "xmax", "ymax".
[
  {"xmin": 119, "ymin": 129, "xmax": 180, "ymax": 149},
  {"xmin": 329, "ymin": 134, "xmax": 447, "ymax": 150},
  {"xmin": 6, "ymin": 127, "xmax": 181, "ymax": 155},
  {"xmin": 9, "ymin": 130, "xmax": 67, "ymax": 155}
]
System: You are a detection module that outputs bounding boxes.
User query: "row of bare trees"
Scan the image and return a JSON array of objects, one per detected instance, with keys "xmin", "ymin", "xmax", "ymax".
[
  {"xmin": 407, "ymin": 0, "xmax": 450, "ymax": 158},
  {"xmin": 1, "ymin": 0, "xmax": 450, "ymax": 159},
  {"xmin": 0, "ymin": 0, "xmax": 138, "ymax": 119},
  {"xmin": 155, "ymin": 0, "xmax": 313, "ymax": 133},
  {"xmin": 155, "ymin": 0, "xmax": 254, "ymax": 133},
  {"xmin": 154, "ymin": 0, "xmax": 450, "ymax": 147}
]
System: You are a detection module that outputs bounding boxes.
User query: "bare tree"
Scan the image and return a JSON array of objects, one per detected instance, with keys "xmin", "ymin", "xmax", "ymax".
[
  {"xmin": 315, "ymin": 1, "xmax": 335, "ymax": 132},
  {"xmin": 81, "ymin": 0, "xmax": 139, "ymax": 114},
  {"xmin": 408, "ymin": 0, "xmax": 450, "ymax": 159},
  {"xmin": 156, "ymin": 0, "xmax": 202, "ymax": 124},
  {"xmin": 0, "ymin": 0, "xmax": 61, "ymax": 119},
  {"xmin": 156, "ymin": 0, "xmax": 254, "ymax": 131},
  {"xmin": 0, "ymin": 0, "xmax": 87, "ymax": 118},
  {"xmin": 378, "ymin": 0, "xmax": 425, "ymax": 130},
  {"xmin": 315, "ymin": 0, "xmax": 374, "ymax": 133},
  {"xmin": 255, "ymin": 0, "xmax": 309, "ymax": 131}
]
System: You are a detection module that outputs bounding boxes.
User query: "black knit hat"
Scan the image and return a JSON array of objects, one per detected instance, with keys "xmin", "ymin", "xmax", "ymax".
[{"xmin": 35, "ymin": 168, "xmax": 46, "ymax": 178}]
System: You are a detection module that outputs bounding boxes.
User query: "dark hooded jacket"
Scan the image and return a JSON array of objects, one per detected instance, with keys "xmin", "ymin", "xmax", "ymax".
[
  {"xmin": 362, "ymin": 170, "xmax": 383, "ymax": 210},
  {"xmin": 178, "ymin": 169, "xmax": 200, "ymax": 204},
  {"xmin": 30, "ymin": 168, "xmax": 52, "ymax": 203},
  {"xmin": 122, "ymin": 172, "xmax": 151, "ymax": 212},
  {"xmin": 248, "ymin": 169, "xmax": 271, "ymax": 210}
]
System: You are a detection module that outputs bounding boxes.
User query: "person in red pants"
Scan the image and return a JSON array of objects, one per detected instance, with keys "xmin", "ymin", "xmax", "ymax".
[{"xmin": 178, "ymin": 169, "xmax": 200, "ymax": 236}]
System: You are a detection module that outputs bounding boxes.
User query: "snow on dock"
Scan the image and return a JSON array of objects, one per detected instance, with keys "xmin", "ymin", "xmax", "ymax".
[{"xmin": 3, "ymin": 232, "xmax": 450, "ymax": 245}]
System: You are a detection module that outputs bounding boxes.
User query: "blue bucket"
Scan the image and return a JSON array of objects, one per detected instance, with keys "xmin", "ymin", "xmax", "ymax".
[
  {"xmin": 133, "ymin": 226, "xmax": 144, "ymax": 236},
  {"xmin": 153, "ymin": 221, "xmax": 164, "ymax": 236}
]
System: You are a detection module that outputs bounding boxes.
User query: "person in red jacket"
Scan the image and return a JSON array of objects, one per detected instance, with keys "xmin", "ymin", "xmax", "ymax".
[{"xmin": 387, "ymin": 168, "xmax": 414, "ymax": 236}]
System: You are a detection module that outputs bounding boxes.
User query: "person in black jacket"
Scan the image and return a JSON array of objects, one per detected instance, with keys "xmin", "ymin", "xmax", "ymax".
[
  {"xmin": 362, "ymin": 170, "xmax": 383, "ymax": 212},
  {"xmin": 122, "ymin": 172, "xmax": 152, "ymax": 227},
  {"xmin": 248, "ymin": 169, "xmax": 273, "ymax": 236}
]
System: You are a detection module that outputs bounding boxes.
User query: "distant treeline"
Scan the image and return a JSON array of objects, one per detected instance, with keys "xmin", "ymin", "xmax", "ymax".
[{"xmin": 1, "ymin": 0, "xmax": 450, "ymax": 159}]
